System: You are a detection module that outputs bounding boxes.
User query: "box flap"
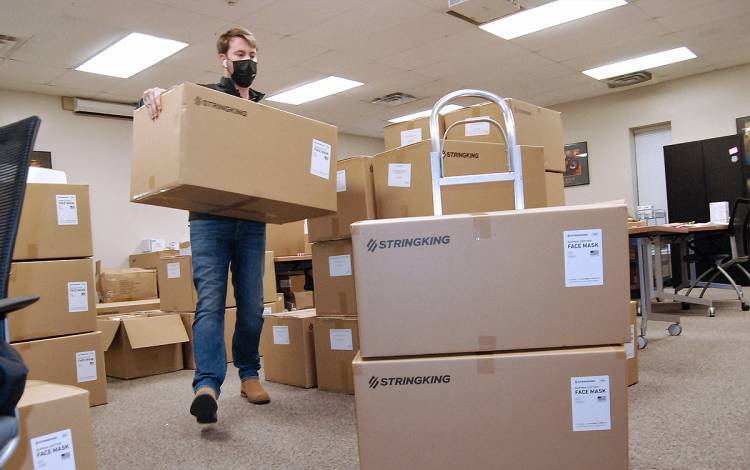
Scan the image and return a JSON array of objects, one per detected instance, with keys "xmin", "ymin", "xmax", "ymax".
[
  {"xmin": 97, "ymin": 318, "xmax": 121, "ymax": 351},
  {"xmin": 122, "ymin": 313, "xmax": 189, "ymax": 349}
]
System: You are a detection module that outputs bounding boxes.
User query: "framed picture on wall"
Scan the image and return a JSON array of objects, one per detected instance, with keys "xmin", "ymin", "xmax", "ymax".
[
  {"xmin": 736, "ymin": 116, "xmax": 750, "ymax": 165},
  {"xmin": 564, "ymin": 141, "xmax": 590, "ymax": 187}
]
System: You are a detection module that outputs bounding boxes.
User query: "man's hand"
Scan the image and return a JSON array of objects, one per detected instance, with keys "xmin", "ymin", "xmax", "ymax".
[{"xmin": 142, "ymin": 87, "xmax": 166, "ymax": 120}]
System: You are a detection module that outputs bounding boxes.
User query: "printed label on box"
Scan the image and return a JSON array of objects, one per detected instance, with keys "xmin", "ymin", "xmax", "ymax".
[
  {"xmin": 263, "ymin": 306, "xmax": 272, "ymax": 315},
  {"xmin": 304, "ymin": 219, "xmax": 309, "ymax": 235},
  {"xmin": 67, "ymin": 281, "xmax": 88, "ymax": 313},
  {"xmin": 571, "ymin": 375, "xmax": 611, "ymax": 432},
  {"xmin": 388, "ymin": 163, "xmax": 412, "ymax": 188},
  {"xmin": 167, "ymin": 262, "xmax": 181, "ymax": 279},
  {"xmin": 179, "ymin": 248, "xmax": 192, "ymax": 256},
  {"xmin": 272, "ymin": 325, "xmax": 290, "ymax": 345},
  {"xmin": 31, "ymin": 428, "xmax": 76, "ymax": 470},
  {"xmin": 400, "ymin": 128, "xmax": 422, "ymax": 147},
  {"xmin": 328, "ymin": 254, "xmax": 352, "ymax": 277},
  {"xmin": 76, "ymin": 350, "xmax": 97, "ymax": 383},
  {"xmin": 55, "ymin": 195, "xmax": 79, "ymax": 225},
  {"xmin": 310, "ymin": 139, "xmax": 332, "ymax": 180},
  {"xmin": 329, "ymin": 329, "xmax": 353, "ymax": 350},
  {"xmin": 280, "ymin": 279, "xmax": 291, "ymax": 288},
  {"xmin": 465, "ymin": 118, "xmax": 491, "ymax": 136},
  {"xmin": 336, "ymin": 170, "xmax": 347, "ymax": 192},
  {"xmin": 625, "ymin": 324, "xmax": 636, "ymax": 359},
  {"xmin": 564, "ymin": 229, "xmax": 604, "ymax": 287}
]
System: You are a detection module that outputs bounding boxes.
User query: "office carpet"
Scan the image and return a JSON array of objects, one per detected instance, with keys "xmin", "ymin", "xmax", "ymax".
[{"xmin": 91, "ymin": 289, "xmax": 750, "ymax": 470}]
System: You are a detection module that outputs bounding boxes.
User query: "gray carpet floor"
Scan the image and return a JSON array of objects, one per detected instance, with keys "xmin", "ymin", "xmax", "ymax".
[{"xmin": 92, "ymin": 289, "xmax": 750, "ymax": 470}]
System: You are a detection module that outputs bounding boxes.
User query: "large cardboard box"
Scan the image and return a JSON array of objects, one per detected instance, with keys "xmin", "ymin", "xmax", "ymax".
[
  {"xmin": 546, "ymin": 170, "xmax": 566, "ymax": 206},
  {"xmin": 156, "ymin": 255, "xmax": 235, "ymax": 312},
  {"xmin": 351, "ymin": 203, "xmax": 630, "ymax": 358},
  {"xmin": 180, "ymin": 308, "xmax": 237, "ymax": 369},
  {"xmin": 96, "ymin": 298, "xmax": 161, "ymax": 315},
  {"xmin": 383, "ymin": 115, "xmax": 445, "ymax": 151},
  {"xmin": 627, "ymin": 301, "xmax": 639, "ymax": 386},
  {"xmin": 312, "ymin": 239, "xmax": 357, "ymax": 316},
  {"xmin": 263, "ymin": 250, "xmax": 276, "ymax": 303},
  {"xmin": 372, "ymin": 140, "xmax": 547, "ymax": 219},
  {"xmin": 278, "ymin": 273, "xmax": 306, "ymax": 294},
  {"xmin": 7, "ymin": 381, "xmax": 97, "ymax": 470},
  {"xmin": 128, "ymin": 249, "xmax": 179, "ymax": 269},
  {"xmin": 263, "ymin": 296, "xmax": 285, "ymax": 315},
  {"xmin": 131, "ymin": 83, "xmax": 337, "ymax": 223},
  {"xmin": 97, "ymin": 266, "xmax": 158, "ymax": 303},
  {"xmin": 354, "ymin": 346, "xmax": 628, "ymax": 470},
  {"xmin": 8, "ymin": 258, "xmax": 96, "ymax": 342},
  {"xmin": 443, "ymin": 98, "xmax": 565, "ymax": 172},
  {"xmin": 293, "ymin": 291, "xmax": 315, "ymax": 309},
  {"xmin": 12, "ymin": 332, "xmax": 107, "ymax": 406},
  {"xmin": 13, "ymin": 183, "xmax": 93, "ymax": 260},
  {"xmin": 266, "ymin": 220, "xmax": 308, "ymax": 256},
  {"xmin": 308, "ymin": 156, "xmax": 377, "ymax": 242},
  {"xmin": 98, "ymin": 312, "xmax": 188, "ymax": 379},
  {"xmin": 259, "ymin": 310, "xmax": 317, "ymax": 388},
  {"xmin": 314, "ymin": 317, "xmax": 359, "ymax": 394}
]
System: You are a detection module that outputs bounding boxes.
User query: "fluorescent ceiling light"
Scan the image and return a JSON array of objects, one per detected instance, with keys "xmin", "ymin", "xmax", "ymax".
[
  {"xmin": 480, "ymin": 0, "xmax": 627, "ymax": 40},
  {"xmin": 583, "ymin": 47, "xmax": 697, "ymax": 80},
  {"xmin": 266, "ymin": 76, "xmax": 364, "ymax": 105},
  {"xmin": 388, "ymin": 105, "xmax": 464, "ymax": 123},
  {"xmin": 76, "ymin": 33, "xmax": 188, "ymax": 78}
]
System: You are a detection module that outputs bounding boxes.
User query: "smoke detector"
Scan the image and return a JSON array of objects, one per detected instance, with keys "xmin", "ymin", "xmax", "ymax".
[
  {"xmin": 603, "ymin": 71, "xmax": 652, "ymax": 89},
  {"xmin": 371, "ymin": 92, "xmax": 418, "ymax": 107}
]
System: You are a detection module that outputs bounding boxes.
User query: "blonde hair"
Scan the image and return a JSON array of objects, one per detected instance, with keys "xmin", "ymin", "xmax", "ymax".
[{"xmin": 216, "ymin": 28, "xmax": 256, "ymax": 54}]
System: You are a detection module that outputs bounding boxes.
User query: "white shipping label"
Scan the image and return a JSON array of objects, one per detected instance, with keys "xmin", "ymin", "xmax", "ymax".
[
  {"xmin": 564, "ymin": 229, "xmax": 604, "ymax": 287},
  {"xmin": 179, "ymin": 247, "xmax": 192, "ymax": 256},
  {"xmin": 272, "ymin": 325, "xmax": 290, "ymax": 345},
  {"xmin": 571, "ymin": 375, "xmax": 611, "ymax": 432},
  {"xmin": 30, "ymin": 428, "xmax": 76, "ymax": 470},
  {"xmin": 329, "ymin": 329, "xmax": 353, "ymax": 351},
  {"xmin": 328, "ymin": 254, "xmax": 352, "ymax": 277},
  {"xmin": 387, "ymin": 163, "xmax": 412, "ymax": 188},
  {"xmin": 400, "ymin": 128, "xmax": 422, "ymax": 147},
  {"xmin": 75, "ymin": 350, "xmax": 97, "ymax": 383},
  {"xmin": 166, "ymin": 262, "xmax": 181, "ymax": 279},
  {"xmin": 465, "ymin": 117, "xmax": 491, "ymax": 136},
  {"xmin": 304, "ymin": 219, "xmax": 309, "ymax": 235},
  {"xmin": 67, "ymin": 282, "xmax": 88, "ymax": 313},
  {"xmin": 310, "ymin": 139, "xmax": 332, "ymax": 180},
  {"xmin": 55, "ymin": 195, "xmax": 79, "ymax": 226},
  {"xmin": 263, "ymin": 307, "xmax": 272, "ymax": 315},
  {"xmin": 625, "ymin": 324, "xmax": 636, "ymax": 359},
  {"xmin": 336, "ymin": 170, "xmax": 347, "ymax": 192}
]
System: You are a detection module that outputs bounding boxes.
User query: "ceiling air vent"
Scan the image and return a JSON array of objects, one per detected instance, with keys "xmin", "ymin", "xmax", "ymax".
[
  {"xmin": 604, "ymin": 71, "xmax": 652, "ymax": 89},
  {"xmin": 371, "ymin": 92, "xmax": 417, "ymax": 107},
  {"xmin": 0, "ymin": 34, "xmax": 21, "ymax": 59}
]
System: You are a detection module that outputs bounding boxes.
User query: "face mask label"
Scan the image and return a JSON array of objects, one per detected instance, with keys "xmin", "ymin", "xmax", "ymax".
[
  {"xmin": 272, "ymin": 325, "xmax": 290, "ymax": 345},
  {"xmin": 56, "ymin": 195, "xmax": 78, "ymax": 225},
  {"xmin": 400, "ymin": 128, "xmax": 422, "ymax": 147},
  {"xmin": 68, "ymin": 281, "xmax": 89, "ymax": 313},
  {"xmin": 465, "ymin": 118, "xmax": 491, "ymax": 136},
  {"xmin": 310, "ymin": 139, "xmax": 332, "ymax": 180},
  {"xmin": 571, "ymin": 375, "xmax": 611, "ymax": 432},
  {"xmin": 329, "ymin": 329, "xmax": 353, "ymax": 350},
  {"xmin": 564, "ymin": 229, "xmax": 603, "ymax": 287},
  {"xmin": 31, "ymin": 429, "xmax": 76, "ymax": 470},
  {"xmin": 336, "ymin": 170, "xmax": 347, "ymax": 192},
  {"xmin": 388, "ymin": 163, "xmax": 411, "ymax": 188},
  {"xmin": 329, "ymin": 254, "xmax": 352, "ymax": 277}
]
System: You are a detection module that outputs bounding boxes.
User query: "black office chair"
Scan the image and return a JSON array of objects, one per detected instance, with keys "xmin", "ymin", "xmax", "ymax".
[
  {"xmin": 684, "ymin": 198, "xmax": 750, "ymax": 311},
  {"xmin": 0, "ymin": 116, "xmax": 42, "ymax": 467}
]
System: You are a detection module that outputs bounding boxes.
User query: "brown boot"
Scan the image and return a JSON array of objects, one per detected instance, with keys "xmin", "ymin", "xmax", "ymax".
[
  {"xmin": 241, "ymin": 379, "xmax": 270, "ymax": 405},
  {"xmin": 190, "ymin": 387, "xmax": 218, "ymax": 424}
]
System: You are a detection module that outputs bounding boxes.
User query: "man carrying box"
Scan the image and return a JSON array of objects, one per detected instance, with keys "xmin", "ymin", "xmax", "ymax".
[{"xmin": 141, "ymin": 28, "xmax": 270, "ymax": 424}]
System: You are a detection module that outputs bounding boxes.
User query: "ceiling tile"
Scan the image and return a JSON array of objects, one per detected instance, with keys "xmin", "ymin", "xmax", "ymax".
[
  {"xmin": 48, "ymin": 69, "xmax": 124, "ymax": 93},
  {"xmin": 254, "ymin": 65, "xmax": 327, "ymax": 96},
  {"xmin": 252, "ymin": 37, "xmax": 329, "ymax": 71},
  {"xmin": 0, "ymin": 58, "xmax": 67, "ymax": 85},
  {"xmin": 300, "ymin": 50, "xmax": 414, "ymax": 84},
  {"xmin": 166, "ymin": 0, "xmax": 277, "ymax": 22},
  {"xmin": 0, "ymin": 0, "xmax": 66, "ymax": 37},
  {"xmin": 242, "ymin": 0, "xmax": 370, "ymax": 36},
  {"xmin": 653, "ymin": 0, "xmax": 750, "ymax": 32},
  {"xmin": 632, "ymin": 0, "xmax": 711, "ymax": 18},
  {"xmin": 60, "ymin": 0, "xmax": 170, "ymax": 32}
]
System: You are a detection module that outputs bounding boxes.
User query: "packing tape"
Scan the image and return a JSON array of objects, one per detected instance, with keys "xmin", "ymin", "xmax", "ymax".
[
  {"xmin": 338, "ymin": 292, "xmax": 349, "ymax": 315},
  {"xmin": 471, "ymin": 213, "xmax": 492, "ymax": 241},
  {"xmin": 478, "ymin": 335, "xmax": 497, "ymax": 351},
  {"xmin": 148, "ymin": 175, "xmax": 156, "ymax": 190},
  {"xmin": 27, "ymin": 244, "xmax": 38, "ymax": 259},
  {"xmin": 476, "ymin": 358, "xmax": 495, "ymax": 375}
]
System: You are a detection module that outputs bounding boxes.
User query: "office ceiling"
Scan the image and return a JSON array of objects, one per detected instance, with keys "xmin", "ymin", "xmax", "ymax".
[{"xmin": 1, "ymin": 0, "xmax": 749, "ymax": 137}]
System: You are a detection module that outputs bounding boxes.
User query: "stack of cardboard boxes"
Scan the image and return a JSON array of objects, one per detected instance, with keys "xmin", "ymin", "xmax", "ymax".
[
  {"xmin": 350, "ymin": 203, "xmax": 632, "ymax": 469},
  {"xmin": 267, "ymin": 220, "xmax": 314, "ymax": 310},
  {"xmin": 8, "ymin": 183, "xmax": 108, "ymax": 407}
]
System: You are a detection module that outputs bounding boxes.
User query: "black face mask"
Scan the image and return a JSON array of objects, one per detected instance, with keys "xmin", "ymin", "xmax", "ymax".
[{"xmin": 230, "ymin": 59, "xmax": 257, "ymax": 88}]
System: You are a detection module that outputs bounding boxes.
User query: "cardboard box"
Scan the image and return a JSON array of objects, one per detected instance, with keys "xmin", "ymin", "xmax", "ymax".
[
  {"xmin": 156, "ymin": 255, "xmax": 235, "ymax": 312},
  {"xmin": 128, "ymin": 249, "xmax": 179, "ymax": 269},
  {"xmin": 278, "ymin": 274, "xmax": 306, "ymax": 293},
  {"xmin": 312, "ymin": 239, "xmax": 357, "ymax": 316},
  {"xmin": 96, "ymin": 265, "xmax": 158, "ymax": 303},
  {"xmin": 8, "ymin": 258, "xmax": 96, "ymax": 342},
  {"xmin": 259, "ymin": 310, "xmax": 317, "ymax": 388},
  {"xmin": 13, "ymin": 183, "xmax": 93, "ymax": 260},
  {"xmin": 263, "ymin": 250, "xmax": 276, "ymax": 303},
  {"xmin": 267, "ymin": 220, "xmax": 308, "ymax": 256},
  {"xmin": 96, "ymin": 298, "xmax": 161, "ymax": 315},
  {"xmin": 351, "ymin": 203, "xmax": 630, "ymax": 358},
  {"xmin": 263, "ymin": 297, "xmax": 285, "ymax": 315},
  {"xmin": 12, "ymin": 332, "xmax": 107, "ymax": 406},
  {"xmin": 443, "ymin": 98, "xmax": 565, "ymax": 172},
  {"xmin": 308, "ymin": 156, "xmax": 377, "ymax": 242},
  {"xmin": 180, "ymin": 307, "xmax": 237, "ymax": 369},
  {"xmin": 546, "ymin": 170, "xmax": 566, "ymax": 206},
  {"xmin": 7, "ymin": 381, "xmax": 97, "ymax": 470},
  {"xmin": 383, "ymin": 115, "xmax": 445, "ymax": 151},
  {"xmin": 354, "ymin": 346, "xmax": 628, "ymax": 470},
  {"xmin": 372, "ymin": 140, "xmax": 547, "ymax": 219},
  {"xmin": 314, "ymin": 317, "xmax": 359, "ymax": 394},
  {"xmin": 131, "ymin": 82, "xmax": 337, "ymax": 223},
  {"xmin": 627, "ymin": 301, "xmax": 639, "ymax": 386},
  {"xmin": 293, "ymin": 291, "xmax": 315, "ymax": 309},
  {"xmin": 98, "ymin": 312, "xmax": 188, "ymax": 379}
]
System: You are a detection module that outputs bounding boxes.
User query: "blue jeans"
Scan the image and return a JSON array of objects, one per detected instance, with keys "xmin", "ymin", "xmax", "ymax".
[{"xmin": 190, "ymin": 218, "xmax": 266, "ymax": 395}]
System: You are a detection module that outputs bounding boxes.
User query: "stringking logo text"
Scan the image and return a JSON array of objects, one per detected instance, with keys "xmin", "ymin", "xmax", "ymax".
[
  {"xmin": 366, "ymin": 235, "xmax": 451, "ymax": 253},
  {"xmin": 368, "ymin": 375, "xmax": 451, "ymax": 389},
  {"xmin": 193, "ymin": 96, "xmax": 247, "ymax": 117}
]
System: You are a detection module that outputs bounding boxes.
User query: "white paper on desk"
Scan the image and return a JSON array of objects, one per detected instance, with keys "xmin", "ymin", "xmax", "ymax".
[
  {"xmin": 709, "ymin": 201, "xmax": 729, "ymax": 224},
  {"xmin": 564, "ymin": 229, "xmax": 603, "ymax": 287}
]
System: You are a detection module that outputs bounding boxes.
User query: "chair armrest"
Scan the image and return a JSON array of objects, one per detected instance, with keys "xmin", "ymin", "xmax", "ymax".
[{"xmin": 0, "ymin": 296, "xmax": 39, "ymax": 316}]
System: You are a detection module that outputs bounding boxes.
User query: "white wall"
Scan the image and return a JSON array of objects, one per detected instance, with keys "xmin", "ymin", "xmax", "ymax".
[
  {"xmin": 0, "ymin": 88, "xmax": 384, "ymax": 267},
  {"xmin": 553, "ymin": 63, "xmax": 750, "ymax": 210}
]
